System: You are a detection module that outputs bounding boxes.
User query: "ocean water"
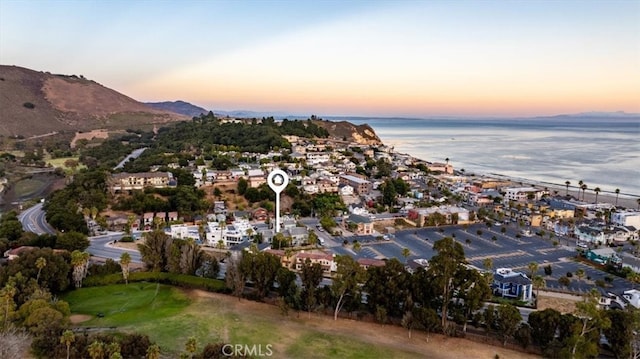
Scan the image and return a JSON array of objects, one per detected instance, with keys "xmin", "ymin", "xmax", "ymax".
[{"xmin": 334, "ymin": 117, "xmax": 640, "ymax": 197}]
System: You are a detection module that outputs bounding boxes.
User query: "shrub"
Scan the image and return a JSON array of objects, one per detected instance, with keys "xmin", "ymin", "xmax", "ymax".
[
  {"xmin": 543, "ymin": 265, "xmax": 553, "ymax": 276},
  {"xmin": 120, "ymin": 236, "xmax": 134, "ymax": 242},
  {"xmin": 23, "ymin": 102, "xmax": 35, "ymax": 109},
  {"xmin": 566, "ymin": 271, "xmax": 573, "ymax": 278},
  {"xmin": 83, "ymin": 272, "xmax": 227, "ymax": 292}
]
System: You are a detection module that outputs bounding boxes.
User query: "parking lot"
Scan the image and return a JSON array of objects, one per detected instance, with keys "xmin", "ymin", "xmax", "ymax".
[{"xmin": 329, "ymin": 222, "xmax": 637, "ymax": 294}]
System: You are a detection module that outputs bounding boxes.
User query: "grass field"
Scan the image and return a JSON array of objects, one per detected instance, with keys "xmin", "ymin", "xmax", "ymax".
[
  {"xmin": 45, "ymin": 156, "xmax": 85, "ymax": 171},
  {"xmin": 63, "ymin": 284, "xmax": 539, "ymax": 359},
  {"xmin": 14, "ymin": 178, "xmax": 46, "ymax": 198}
]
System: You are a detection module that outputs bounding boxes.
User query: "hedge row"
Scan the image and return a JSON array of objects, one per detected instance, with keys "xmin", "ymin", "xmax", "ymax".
[{"xmin": 83, "ymin": 272, "xmax": 228, "ymax": 293}]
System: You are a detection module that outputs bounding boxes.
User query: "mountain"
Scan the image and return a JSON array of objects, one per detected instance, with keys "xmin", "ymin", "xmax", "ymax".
[
  {"xmin": 145, "ymin": 100, "xmax": 208, "ymax": 118},
  {"xmin": 0, "ymin": 65, "xmax": 188, "ymax": 137},
  {"xmin": 313, "ymin": 120, "xmax": 382, "ymax": 145}
]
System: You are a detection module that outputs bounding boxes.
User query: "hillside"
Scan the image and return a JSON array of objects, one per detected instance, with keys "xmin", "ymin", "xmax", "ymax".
[
  {"xmin": 313, "ymin": 120, "xmax": 382, "ymax": 145},
  {"xmin": 145, "ymin": 100, "xmax": 209, "ymax": 117},
  {"xmin": 0, "ymin": 65, "xmax": 188, "ymax": 137}
]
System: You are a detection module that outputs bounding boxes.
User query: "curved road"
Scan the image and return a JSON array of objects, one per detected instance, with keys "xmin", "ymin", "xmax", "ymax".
[
  {"xmin": 18, "ymin": 202, "xmax": 56, "ymax": 235},
  {"xmin": 18, "ymin": 204, "xmax": 142, "ymax": 263}
]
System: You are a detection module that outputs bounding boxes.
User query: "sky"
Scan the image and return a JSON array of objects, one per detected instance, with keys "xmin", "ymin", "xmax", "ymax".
[{"xmin": 1, "ymin": 0, "xmax": 639, "ymax": 118}]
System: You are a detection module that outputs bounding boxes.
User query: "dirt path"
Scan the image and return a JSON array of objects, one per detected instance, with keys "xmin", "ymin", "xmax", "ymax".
[{"xmin": 187, "ymin": 289, "xmax": 540, "ymax": 359}]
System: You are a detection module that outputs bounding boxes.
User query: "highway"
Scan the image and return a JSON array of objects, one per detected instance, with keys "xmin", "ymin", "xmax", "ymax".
[{"xmin": 17, "ymin": 202, "xmax": 56, "ymax": 235}]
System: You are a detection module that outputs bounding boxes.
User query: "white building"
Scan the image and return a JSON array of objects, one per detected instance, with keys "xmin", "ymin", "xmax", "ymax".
[
  {"xmin": 166, "ymin": 224, "xmax": 201, "ymax": 241},
  {"xmin": 611, "ymin": 211, "xmax": 640, "ymax": 228},
  {"xmin": 504, "ymin": 187, "xmax": 549, "ymax": 202}
]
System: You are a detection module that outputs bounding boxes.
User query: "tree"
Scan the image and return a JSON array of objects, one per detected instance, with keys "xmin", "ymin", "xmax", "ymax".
[
  {"xmin": 146, "ymin": 344, "xmax": 161, "ymax": 359},
  {"xmin": 239, "ymin": 251, "xmax": 281, "ymax": 300},
  {"xmin": 604, "ymin": 307, "xmax": 640, "ymax": 359},
  {"xmin": 527, "ymin": 261, "xmax": 538, "ymax": 279},
  {"xmin": 88, "ymin": 340, "xmax": 105, "ymax": 359},
  {"xmin": 0, "ymin": 281, "xmax": 17, "ymax": 330},
  {"xmin": 70, "ymin": 250, "xmax": 90, "ymax": 288},
  {"xmin": 427, "ymin": 237, "xmax": 466, "ymax": 332},
  {"xmin": 331, "ymin": 255, "xmax": 366, "ymax": 320},
  {"xmin": 225, "ymin": 256, "xmax": 245, "ymax": 301},
  {"xmin": 575, "ymin": 268, "xmax": 585, "ymax": 283},
  {"xmin": 528, "ymin": 308, "xmax": 561, "ymax": 351},
  {"xmin": 558, "ymin": 276, "xmax": 570, "ymax": 289},
  {"xmin": 364, "ymin": 258, "xmax": 409, "ymax": 318},
  {"xmin": 185, "ymin": 336, "xmax": 198, "ymax": 358},
  {"xmin": 138, "ymin": 230, "xmax": 172, "ymax": 272},
  {"xmin": 120, "ymin": 252, "xmax": 131, "ymax": 285},
  {"xmin": 35, "ymin": 257, "xmax": 47, "ymax": 284},
  {"xmin": 565, "ymin": 181, "xmax": 571, "ymax": 196},
  {"xmin": 532, "ymin": 275, "xmax": 546, "ymax": 301},
  {"xmin": 299, "ymin": 259, "xmax": 323, "ymax": 318},
  {"xmin": 56, "ymin": 231, "xmax": 90, "ymax": 251},
  {"xmin": 61, "ymin": 329, "xmax": 75, "ymax": 359},
  {"xmin": 483, "ymin": 258, "xmax": 493, "ymax": 272},
  {"xmin": 614, "ymin": 188, "xmax": 620, "ymax": 206},
  {"xmin": 456, "ymin": 267, "xmax": 491, "ymax": 332},
  {"xmin": 401, "ymin": 310, "xmax": 415, "ymax": 338},
  {"xmin": 581, "ymin": 183, "xmax": 587, "ymax": 201},
  {"xmin": 495, "ymin": 303, "xmax": 522, "ymax": 346},
  {"xmin": 401, "ymin": 248, "xmax": 411, "ymax": 262},
  {"xmin": 560, "ymin": 290, "xmax": 611, "ymax": 358},
  {"xmin": 593, "ymin": 187, "xmax": 601, "ymax": 204}
]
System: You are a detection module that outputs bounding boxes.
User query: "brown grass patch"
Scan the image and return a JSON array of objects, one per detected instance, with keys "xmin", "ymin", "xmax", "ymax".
[{"xmin": 69, "ymin": 314, "xmax": 92, "ymax": 324}]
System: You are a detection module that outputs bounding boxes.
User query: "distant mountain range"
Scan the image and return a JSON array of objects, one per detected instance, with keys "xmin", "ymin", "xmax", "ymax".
[
  {"xmin": 145, "ymin": 100, "xmax": 209, "ymax": 118},
  {"xmin": 1, "ymin": 64, "xmax": 636, "ymax": 138}
]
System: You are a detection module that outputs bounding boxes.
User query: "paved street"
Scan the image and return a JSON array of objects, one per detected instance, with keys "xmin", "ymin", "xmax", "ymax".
[{"xmin": 17, "ymin": 202, "xmax": 56, "ymax": 235}]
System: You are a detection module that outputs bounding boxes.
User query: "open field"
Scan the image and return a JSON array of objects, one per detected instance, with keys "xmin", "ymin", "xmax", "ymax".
[
  {"xmin": 64, "ymin": 284, "xmax": 540, "ymax": 358},
  {"xmin": 13, "ymin": 178, "xmax": 46, "ymax": 198}
]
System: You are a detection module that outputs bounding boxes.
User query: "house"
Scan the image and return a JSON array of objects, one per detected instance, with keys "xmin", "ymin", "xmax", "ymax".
[
  {"xmin": 252, "ymin": 208, "xmax": 268, "ymax": 221},
  {"xmin": 167, "ymin": 211, "xmax": 179, "ymax": 222},
  {"xmin": 339, "ymin": 174, "xmax": 372, "ymax": 195},
  {"xmin": 492, "ymin": 268, "xmax": 533, "ymax": 302},
  {"xmin": 357, "ymin": 258, "xmax": 386, "ymax": 270},
  {"xmin": 338, "ymin": 184, "xmax": 354, "ymax": 196},
  {"xmin": 586, "ymin": 247, "xmax": 622, "ymax": 266},
  {"xmin": 346, "ymin": 214, "xmax": 374, "ymax": 235},
  {"xmin": 108, "ymin": 172, "xmax": 176, "ymax": 193},
  {"xmin": 622, "ymin": 289, "xmax": 640, "ymax": 309},
  {"xmin": 265, "ymin": 249, "xmax": 295, "ymax": 269},
  {"xmin": 284, "ymin": 227, "xmax": 309, "ymax": 246},
  {"xmin": 611, "ymin": 211, "xmax": 640, "ymax": 228},
  {"xmin": 295, "ymin": 251, "xmax": 335, "ymax": 275},
  {"xmin": 248, "ymin": 175, "xmax": 267, "ymax": 188},
  {"xmin": 503, "ymin": 187, "xmax": 549, "ymax": 202}
]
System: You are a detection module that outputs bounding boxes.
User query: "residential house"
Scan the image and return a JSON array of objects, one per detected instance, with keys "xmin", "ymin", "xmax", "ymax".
[
  {"xmin": 108, "ymin": 172, "xmax": 176, "ymax": 193},
  {"xmin": 284, "ymin": 227, "xmax": 310, "ymax": 246},
  {"xmin": 252, "ymin": 208, "xmax": 268, "ymax": 221},
  {"xmin": 586, "ymin": 247, "xmax": 622, "ymax": 266},
  {"xmin": 339, "ymin": 174, "xmax": 372, "ymax": 195},
  {"xmin": 504, "ymin": 187, "xmax": 549, "ymax": 202},
  {"xmin": 295, "ymin": 251, "xmax": 335, "ymax": 275},
  {"xmin": 357, "ymin": 258, "xmax": 385, "ymax": 270},
  {"xmin": 346, "ymin": 214, "xmax": 374, "ymax": 235},
  {"xmin": 612, "ymin": 211, "xmax": 640, "ymax": 228},
  {"xmin": 492, "ymin": 268, "xmax": 533, "ymax": 302}
]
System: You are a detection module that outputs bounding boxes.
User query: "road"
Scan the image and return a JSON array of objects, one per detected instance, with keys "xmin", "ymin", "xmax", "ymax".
[
  {"xmin": 88, "ymin": 233, "xmax": 143, "ymax": 263},
  {"xmin": 17, "ymin": 202, "xmax": 56, "ymax": 235},
  {"xmin": 114, "ymin": 147, "xmax": 147, "ymax": 170},
  {"xmin": 18, "ymin": 206, "xmax": 143, "ymax": 263}
]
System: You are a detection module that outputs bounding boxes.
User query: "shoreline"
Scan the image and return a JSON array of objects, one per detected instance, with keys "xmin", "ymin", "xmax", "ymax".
[{"xmin": 392, "ymin": 150, "xmax": 639, "ymax": 209}]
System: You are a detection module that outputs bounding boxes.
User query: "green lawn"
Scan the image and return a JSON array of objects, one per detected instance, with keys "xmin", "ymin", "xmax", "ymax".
[
  {"xmin": 46, "ymin": 156, "xmax": 85, "ymax": 171},
  {"xmin": 14, "ymin": 178, "xmax": 46, "ymax": 198},
  {"xmin": 63, "ymin": 284, "xmax": 422, "ymax": 358}
]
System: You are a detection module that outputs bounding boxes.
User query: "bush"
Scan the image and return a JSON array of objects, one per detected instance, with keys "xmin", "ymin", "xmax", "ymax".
[
  {"xmin": 566, "ymin": 271, "xmax": 573, "ymax": 278},
  {"xmin": 83, "ymin": 272, "xmax": 228, "ymax": 292},
  {"xmin": 543, "ymin": 265, "xmax": 553, "ymax": 276},
  {"xmin": 23, "ymin": 102, "xmax": 35, "ymax": 109},
  {"xmin": 119, "ymin": 236, "xmax": 134, "ymax": 242}
]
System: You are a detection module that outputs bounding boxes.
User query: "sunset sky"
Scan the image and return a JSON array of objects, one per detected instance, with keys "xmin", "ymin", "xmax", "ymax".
[{"xmin": 1, "ymin": 0, "xmax": 639, "ymax": 117}]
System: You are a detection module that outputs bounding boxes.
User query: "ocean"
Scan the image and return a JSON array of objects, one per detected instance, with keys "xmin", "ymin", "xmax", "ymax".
[{"xmin": 333, "ymin": 116, "xmax": 640, "ymax": 198}]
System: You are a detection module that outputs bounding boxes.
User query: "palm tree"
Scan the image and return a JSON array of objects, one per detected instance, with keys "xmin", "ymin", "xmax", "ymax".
[
  {"xmin": 146, "ymin": 344, "xmax": 161, "ymax": 359},
  {"xmin": 593, "ymin": 187, "xmax": 601, "ymax": 204},
  {"xmin": 445, "ymin": 157, "xmax": 450, "ymax": 165},
  {"xmin": 402, "ymin": 247, "xmax": 411, "ymax": 262},
  {"xmin": 61, "ymin": 329, "xmax": 75, "ymax": 359},
  {"xmin": 581, "ymin": 183, "xmax": 588, "ymax": 201},
  {"xmin": 352, "ymin": 241, "xmax": 362, "ymax": 253},
  {"xmin": 532, "ymin": 275, "xmax": 546, "ymax": 301},
  {"xmin": 565, "ymin": 181, "xmax": 570, "ymax": 196},
  {"xmin": 88, "ymin": 340, "xmax": 105, "ymax": 359},
  {"xmin": 35, "ymin": 256, "xmax": 46, "ymax": 283},
  {"xmin": 614, "ymin": 188, "xmax": 620, "ymax": 206},
  {"xmin": 483, "ymin": 258, "xmax": 493, "ymax": 272},
  {"xmin": 637, "ymin": 198, "xmax": 640, "ymax": 210},
  {"xmin": 120, "ymin": 252, "xmax": 131, "ymax": 285},
  {"xmin": 575, "ymin": 268, "xmax": 585, "ymax": 283},
  {"xmin": 527, "ymin": 262, "xmax": 539, "ymax": 279}
]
